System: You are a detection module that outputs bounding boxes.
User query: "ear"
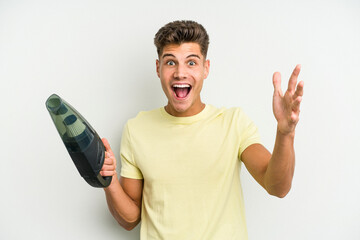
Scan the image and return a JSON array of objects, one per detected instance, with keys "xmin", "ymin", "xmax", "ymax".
[
  {"xmin": 156, "ymin": 59, "xmax": 160, "ymax": 78},
  {"xmin": 204, "ymin": 59, "xmax": 210, "ymax": 79}
]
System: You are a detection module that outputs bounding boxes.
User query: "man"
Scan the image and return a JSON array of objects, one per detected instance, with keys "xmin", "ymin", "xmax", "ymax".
[{"xmin": 100, "ymin": 20, "xmax": 304, "ymax": 239}]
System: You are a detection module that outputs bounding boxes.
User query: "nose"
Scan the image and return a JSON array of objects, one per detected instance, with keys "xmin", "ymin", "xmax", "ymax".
[{"xmin": 174, "ymin": 63, "xmax": 187, "ymax": 80}]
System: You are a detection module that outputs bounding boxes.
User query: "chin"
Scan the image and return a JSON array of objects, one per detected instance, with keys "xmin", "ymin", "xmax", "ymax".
[
  {"xmin": 168, "ymin": 102, "xmax": 192, "ymax": 116},
  {"xmin": 173, "ymin": 104, "xmax": 190, "ymax": 113}
]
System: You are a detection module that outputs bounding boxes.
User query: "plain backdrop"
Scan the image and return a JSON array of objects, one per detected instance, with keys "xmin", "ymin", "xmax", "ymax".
[{"xmin": 1, "ymin": 0, "xmax": 359, "ymax": 239}]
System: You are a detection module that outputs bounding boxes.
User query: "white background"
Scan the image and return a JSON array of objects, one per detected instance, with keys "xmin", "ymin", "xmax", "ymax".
[{"xmin": 1, "ymin": 0, "xmax": 359, "ymax": 239}]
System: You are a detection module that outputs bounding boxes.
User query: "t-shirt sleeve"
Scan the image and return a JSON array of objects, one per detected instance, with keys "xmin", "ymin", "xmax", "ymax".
[
  {"xmin": 237, "ymin": 109, "xmax": 262, "ymax": 160},
  {"xmin": 120, "ymin": 122, "xmax": 144, "ymax": 179}
]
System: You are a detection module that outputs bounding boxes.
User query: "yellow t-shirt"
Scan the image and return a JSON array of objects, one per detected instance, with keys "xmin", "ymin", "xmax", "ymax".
[{"xmin": 120, "ymin": 104, "xmax": 261, "ymax": 240}]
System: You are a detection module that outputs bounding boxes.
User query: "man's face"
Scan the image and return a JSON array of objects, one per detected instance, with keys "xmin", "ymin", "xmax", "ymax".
[{"xmin": 156, "ymin": 42, "xmax": 210, "ymax": 117}]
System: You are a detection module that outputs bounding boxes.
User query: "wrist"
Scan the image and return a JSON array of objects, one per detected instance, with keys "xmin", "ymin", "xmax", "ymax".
[
  {"xmin": 277, "ymin": 126, "xmax": 295, "ymax": 139},
  {"xmin": 104, "ymin": 173, "xmax": 120, "ymax": 192}
]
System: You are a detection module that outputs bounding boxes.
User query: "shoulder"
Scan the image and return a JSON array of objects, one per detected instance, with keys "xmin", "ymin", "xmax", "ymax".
[
  {"xmin": 208, "ymin": 104, "xmax": 247, "ymax": 120},
  {"xmin": 132, "ymin": 108, "xmax": 161, "ymax": 121},
  {"xmin": 125, "ymin": 108, "xmax": 163, "ymax": 131},
  {"xmin": 208, "ymin": 105, "xmax": 257, "ymax": 133}
]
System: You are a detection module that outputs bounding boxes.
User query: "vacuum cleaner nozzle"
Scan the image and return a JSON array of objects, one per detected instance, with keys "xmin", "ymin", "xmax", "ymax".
[{"xmin": 46, "ymin": 94, "xmax": 112, "ymax": 188}]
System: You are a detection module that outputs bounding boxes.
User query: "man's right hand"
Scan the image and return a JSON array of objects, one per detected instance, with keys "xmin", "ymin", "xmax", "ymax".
[{"xmin": 100, "ymin": 138, "xmax": 117, "ymax": 180}]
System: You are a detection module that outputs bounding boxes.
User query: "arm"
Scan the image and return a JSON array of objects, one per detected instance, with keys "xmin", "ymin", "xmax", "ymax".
[
  {"xmin": 241, "ymin": 135, "xmax": 295, "ymax": 198},
  {"xmin": 101, "ymin": 138, "xmax": 143, "ymax": 231},
  {"xmin": 241, "ymin": 65, "xmax": 304, "ymax": 198}
]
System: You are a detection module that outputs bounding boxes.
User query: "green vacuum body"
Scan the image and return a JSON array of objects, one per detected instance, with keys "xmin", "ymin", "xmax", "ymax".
[{"xmin": 46, "ymin": 94, "xmax": 112, "ymax": 188}]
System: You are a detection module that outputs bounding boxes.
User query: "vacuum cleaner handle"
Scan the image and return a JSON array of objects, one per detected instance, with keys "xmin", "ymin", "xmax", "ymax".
[{"xmin": 81, "ymin": 139, "xmax": 113, "ymax": 188}]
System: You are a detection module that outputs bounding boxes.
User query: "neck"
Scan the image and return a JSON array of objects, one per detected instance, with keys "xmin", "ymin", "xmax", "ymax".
[{"xmin": 165, "ymin": 102, "xmax": 206, "ymax": 117}]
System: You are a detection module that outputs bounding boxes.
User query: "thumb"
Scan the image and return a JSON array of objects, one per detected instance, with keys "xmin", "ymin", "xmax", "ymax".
[
  {"xmin": 272, "ymin": 72, "xmax": 283, "ymax": 96},
  {"xmin": 102, "ymin": 138, "xmax": 114, "ymax": 155}
]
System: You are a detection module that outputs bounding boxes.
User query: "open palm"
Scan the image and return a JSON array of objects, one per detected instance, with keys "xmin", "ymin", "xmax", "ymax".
[{"xmin": 272, "ymin": 65, "xmax": 304, "ymax": 135}]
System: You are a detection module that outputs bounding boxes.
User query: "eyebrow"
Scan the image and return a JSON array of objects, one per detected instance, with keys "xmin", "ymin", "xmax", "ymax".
[
  {"xmin": 161, "ymin": 53, "xmax": 201, "ymax": 59},
  {"xmin": 186, "ymin": 54, "xmax": 201, "ymax": 59},
  {"xmin": 162, "ymin": 53, "xmax": 175, "ymax": 59}
]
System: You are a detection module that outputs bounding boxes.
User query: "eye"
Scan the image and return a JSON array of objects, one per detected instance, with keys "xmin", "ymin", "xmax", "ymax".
[
  {"xmin": 166, "ymin": 60, "xmax": 175, "ymax": 66},
  {"xmin": 188, "ymin": 61, "xmax": 196, "ymax": 66}
]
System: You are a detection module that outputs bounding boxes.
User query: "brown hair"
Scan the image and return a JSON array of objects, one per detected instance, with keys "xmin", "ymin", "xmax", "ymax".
[{"xmin": 154, "ymin": 20, "xmax": 210, "ymax": 58}]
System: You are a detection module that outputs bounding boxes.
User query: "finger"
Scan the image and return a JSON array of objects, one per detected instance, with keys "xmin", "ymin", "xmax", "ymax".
[
  {"xmin": 290, "ymin": 112, "xmax": 299, "ymax": 123},
  {"xmin": 101, "ymin": 157, "xmax": 116, "ymax": 170},
  {"xmin": 102, "ymin": 138, "xmax": 110, "ymax": 150},
  {"xmin": 100, "ymin": 170, "xmax": 116, "ymax": 177},
  {"xmin": 287, "ymin": 64, "xmax": 301, "ymax": 93},
  {"xmin": 292, "ymin": 96, "xmax": 302, "ymax": 113},
  {"xmin": 104, "ymin": 153, "xmax": 117, "ymax": 167},
  {"xmin": 293, "ymin": 80, "xmax": 304, "ymax": 99},
  {"xmin": 272, "ymin": 72, "xmax": 283, "ymax": 96},
  {"xmin": 105, "ymin": 151, "xmax": 114, "ymax": 159},
  {"xmin": 102, "ymin": 138, "xmax": 114, "ymax": 155},
  {"xmin": 101, "ymin": 164, "xmax": 116, "ymax": 171},
  {"xmin": 103, "ymin": 155, "xmax": 114, "ymax": 165}
]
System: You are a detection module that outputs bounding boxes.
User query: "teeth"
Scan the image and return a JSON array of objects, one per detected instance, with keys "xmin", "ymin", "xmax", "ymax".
[{"xmin": 173, "ymin": 84, "xmax": 190, "ymax": 88}]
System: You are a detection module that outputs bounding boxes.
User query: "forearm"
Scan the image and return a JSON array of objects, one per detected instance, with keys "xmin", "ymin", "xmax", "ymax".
[
  {"xmin": 104, "ymin": 174, "xmax": 141, "ymax": 230},
  {"xmin": 264, "ymin": 127, "xmax": 295, "ymax": 198}
]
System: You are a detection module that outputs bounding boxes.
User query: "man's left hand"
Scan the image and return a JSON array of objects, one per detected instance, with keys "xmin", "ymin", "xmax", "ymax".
[{"xmin": 272, "ymin": 64, "xmax": 304, "ymax": 136}]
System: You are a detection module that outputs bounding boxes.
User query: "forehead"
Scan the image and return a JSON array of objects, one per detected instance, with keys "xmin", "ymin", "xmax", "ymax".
[{"xmin": 161, "ymin": 42, "xmax": 203, "ymax": 59}]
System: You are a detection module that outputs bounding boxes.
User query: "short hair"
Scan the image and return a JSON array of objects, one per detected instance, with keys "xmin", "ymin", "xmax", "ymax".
[{"xmin": 154, "ymin": 20, "xmax": 210, "ymax": 58}]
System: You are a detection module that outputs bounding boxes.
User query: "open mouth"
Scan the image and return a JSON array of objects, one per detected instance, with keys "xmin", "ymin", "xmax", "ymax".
[{"xmin": 172, "ymin": 84, "xmax": 192, "ymax": 99}]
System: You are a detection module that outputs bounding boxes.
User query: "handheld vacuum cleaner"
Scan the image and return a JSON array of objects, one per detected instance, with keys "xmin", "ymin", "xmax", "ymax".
[{"xmin": 46, "ymin": 94, "xmax": 112, "ymax": 188}]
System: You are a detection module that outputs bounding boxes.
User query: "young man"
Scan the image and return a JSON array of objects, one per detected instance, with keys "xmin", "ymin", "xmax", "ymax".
[{"xmin": 100, "ymin": 20, "xmax": 304, "ymax": 239}]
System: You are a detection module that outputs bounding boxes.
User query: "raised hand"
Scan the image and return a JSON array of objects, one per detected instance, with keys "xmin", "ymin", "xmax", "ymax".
[{"xmin": 272, "ymin": 64, "xmax": 304, "ymax": 135}]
